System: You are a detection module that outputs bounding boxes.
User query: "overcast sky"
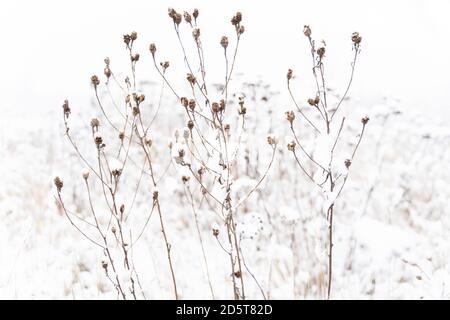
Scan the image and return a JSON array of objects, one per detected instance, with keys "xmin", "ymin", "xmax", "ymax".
[{"xmin": 1, "ymin": 0, "xmax": 449, "ymax": 123}]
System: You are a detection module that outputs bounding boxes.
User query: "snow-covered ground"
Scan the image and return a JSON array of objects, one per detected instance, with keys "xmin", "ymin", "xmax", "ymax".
[{"xmin": 0, "ymin": 0, "xmax": 449, "ymax": 299}]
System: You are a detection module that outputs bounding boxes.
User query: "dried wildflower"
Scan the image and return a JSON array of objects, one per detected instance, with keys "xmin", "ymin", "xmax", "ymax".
[
  {"xmin": 104, "ymin": 66, "xmax": 111, "ymax": 79},
  {"xmin": 188, "ymin": 99, "xmax": 196, "ymax": 111},
  {"xmin": 183, "ymin": 128, "xmax": 190, "ymax": 139},
  {"xmin": 168, "ymin": 8, "xmax": 181, "ymax": 25},
  {"xmin": 91, "ymin": 75, "xmax": 100, "ymax": 88},
  {"xmin": 287, "ymin": 69, "xmax": 293, "ymax": 81},
  {"xmin": 160, "ymin": 61, "xmax": 170, "ymax": 71},
  {"xmin": 131, "ymin": 53, "xmax": 140, "ymax": 62},
  {"xmin": 130, "ymin": 31, "xmax": 137, "ymax": 41},
  {"xmin": 285, "ymin": 110, "xmax": 295, "ymax": 124},
  {"xmin": 94, "ymin": 132, "xmax": 103, "ymax": 147},
  {"xmin": 187, "ymin": 73, "xmax": 196, "ymax": 85},
  {"xmin": 193, "ymin": 8, "xmax": 199, "ymax": 20},
  {"xmin": 120, "ymin": 204, "xmax": 125, "ymax": 215},
  {"xmin": 361, "ymin": 116, "xmax": 369, "ymax": 125},
  {"xmin": 149, "ymin": 43, "xmax": 156, "ymax": 56},
  {"xmin": 153, "ymin": 189, "xmax": 159, "ymax": 201},
  {"xmin": 119, "ymin": 130, "xmax": 125, "ymax": 141},
  {"xmin": 219, "ymin": 99, "xmax": 225, "ymax": 112},
  {"xmin": 317, "ymin": 46, "xmax": 326, "ymax": 59},
  {"xmin": 234, "ymin": 271, "xmax": 242, "ymax": 278},
  {"xmin": 104, "ymin": 57, "xmax": 110, "ymax": 66},
  {"xmin": 287, "ymin": 140, "xmax": 296, "ymax": 152},
  {"xmin": 220, "ymin": 36, "xmax": 229, "ymax": 49},
  {"xmin": 62, "ymin": 100, "xmax": 71, "ymax": 118},
  {"xmin": 111, "ymin": 226, "xmax": 116, "ymax": 234},
  {"xmin": 192, "ymin": 28, "xmax": 200, "ymax": 41},
  {"xmin": 187, "ymin": 120, "xmax": 194, "ymax": 130},
  {"xmin": 238, "ymin": 96, "xmax": 246, "ymax": 115},
  {"xmin": 352, "ymin": 32, "xmax": 362, "ymax": 45},
  {"xmin": 183, "ymin": 11, "xmax": 192, "ymax": 24},
  {"xmin": 181, "ymin": 97, "xmax": 189, "ymax": 108},
  {"xmin": 123, "ymin": 34, "xmax": 131, "ymax": 46},
  {"xmin": 238, "ymin": 26, "xmax": 245, "ymax": 35},
  {"xmin": 101, "ymin": 260, "xmax": 108, "ymax": 271},
  {"xmin": 132, "ymin": 106, "xmax": 140, "ymax": 116},
  {"xmin": 54, "ymin": 176, "xmax": 63, "ymax": 193},
  {"xmin": 267, "ymin": 133, "xmax": 278, "ymax": 146},
  {"xmin": 82, "ymin": 169, "xmax": 90, "ymax": 180},
  {"xmin": 308, "ymin": 96, "xmax": 320, "ymax": 106},
  {"xmin": 303, "ymin": 25, "xmax": 312, "ymax": 37},
  {"xmin": 112, "ymin": 168, "xmax": 122, "ymax": 178},
  {"xmin": 224, "ymin": 124, "xmax": 230, "ymax": 131},
  {"xmin": 212, "ymin": 102, "xmax": 220, "ymax": 113},
  {"xmin": 212, "ymin": 224, "xmax": 220, "ymax": 237},
  {"xmin": 90, "ymin": 118, "xmax": 100, "ymax": 130},
  {"xmin": 344, "ymin": 159, "xmax": 352, "ymax": 169},
  {"xmin": 182, "ymin": 175, "xmax": 190, "ymax": 183}
]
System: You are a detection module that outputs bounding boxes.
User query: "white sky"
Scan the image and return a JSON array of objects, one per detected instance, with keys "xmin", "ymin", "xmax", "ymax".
[{"xmin": 1, "ymin": 0, "xmax": 449, "ymax": 123}]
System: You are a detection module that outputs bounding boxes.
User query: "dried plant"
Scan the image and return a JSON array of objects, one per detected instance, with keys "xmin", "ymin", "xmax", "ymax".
[{"xmin": 285, "ymin": 26, "xmax": 367, "ymax": 299}]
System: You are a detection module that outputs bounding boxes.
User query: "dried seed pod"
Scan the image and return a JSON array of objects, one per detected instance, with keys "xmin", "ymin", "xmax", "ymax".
[
  {"xmin": 130, "ymin": 31, "xmax": 137, "ymax": 41},
  {"xmin": 119, "ymin": 130, "xmax": 125, "ymax": 141},
  {"xmin": 238, "ymin": 26, "xmax": 245, "ymax": 35},
  {"xmin": 90, "ymin": 118, "xmax": 100, "ymax": 130},
  {"xmin": 188, "ymin": 99, "xmax": 196, "ymax": 111},
  {"xmin": 181, "ymin": 97, "xmax": 189, "ymax": 108},
  {"xmin": 91, "ymin": 75, "xmax": 100, "ymax": 88},
  {"xmin": 361, "ymin": 116, "xmax": 369, "ymax": 125},
  {"xmin": 192, "ymin": 28, "xmax": 200, "ymax": 41},
  {"xmin": 220, "ymin": 36, "xmax": 229, "ymax": 49},
  {"xmin": 149, "ymin": 43, "xmax": 156, "ymax": 56},
  {"xmin": 82, "ymin": 169, "xmax": 90, "ymax": 180},
  {"xmin": 344, "ymin": 159, "xmax": 352, "ymax": 169},
  {"xmin": 352, "ymin": 32, "xmax": 362, "ymax": 45},
  {"xmin": 94, "ymin": 132, "xmax": 103, "ymax": 147},
  {"xmin": 287, "ymin": 141, "xmax": 296, "ymax": 152},
  {"xmin": 212, "ymin": 102, "xmax": 220, "ymax": 113},
  {"xmin": 131, "ymin": 53, "xmax": 140, "ymax": 62},
  {"xmin": 303, "ymin": 25, "xmax": 312, "ymax": 37},
  {"xmin": 183, "ymin": 11, "xmax": 192, "ymax": 24},
  {"xmin": 287, "ymin": 69, "xmax": 293, "ymax": 81},
  {"xmin": 193, "ymin": 8, "xmax": 199, "ymax": 20},
  {"xmin": 123, "ymin": 34, "xmax": 131, "ymax": 46},
  {"xmin": 187, "ymin": 120, "xmax": 194, "ymax": 130},
  {"xmin": 317, "ymin": 47, "xmax": 326, "ymax": 59},
  {"xmin": 186, "ymin": 73, "xmax": 196, "ymax": 85},
  {"xmin": 285, "ymin": 111, "xmax": 295, "ymax": 124},
  {"xmin": 62, "ymin": 100, "xmax": 71, "ymax": 118},
  {"xmin": 54, "ymin": 176, "xmax": 63, "ymax": 192}
]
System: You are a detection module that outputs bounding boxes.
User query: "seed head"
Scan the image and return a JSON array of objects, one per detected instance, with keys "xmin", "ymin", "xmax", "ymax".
[
  {"xmin": 287, "ymin": 69, "xmax": 293, "ymax": 81},
  {"xmin": 130, "ymin": 31, "xmax": 137, "ymax": 41},
  {"xmin": 238, "ymin": 26, "xmax": 245, "ymax": 35},
  {"xmin": 212, "ymin": 224, "xmax": 219, "ymax": 237},
  {"xmin": 187, "ymin": 120, "xmax": 194, "ymax": 130},
  {"xmin": 344, "ymin": 159, "xmax": 352, "ymax": 169},
  {"xmin": 303, "ymin": 25, "xmax": 312, "ymax": 37},
  {"xmin": 82, "ymin": 169, "xmax": 90, "ymax": 180},
  {"xmin": 131, "ymin": 53, "xmax": 140, "ymax": 62},
  {"xmin": 149, "ymin": 43, "xmax": 156, "ymax": 57},
  {"xmin": 62, "ymin": 100, "xmax": 71, "ymax": 118},
  {"xmin": 145, "ymin": 135, "xmax": 153, "ymax": 147},
  {"xmin": 192, "ymin": 28, "xmax": 200, "ymax": 41},
  {"xmin": 317, "ymin": 47, "xmax": 326, "ymax": 59},
  {"xmin": 181, "ymin": 97, "xmax": 189, "ymax": 108},
  {"xmin": 91, "ymin": 75, "xmax": 100, "ymax": 88},
  {"xmin": 267, "ymin": 133, "xmax": 278, "ymax": 146},
  {"xmin": 188, "ymin": 99, "xmax": 196, "ymax": 111},
  {"xmin": 94, "ymin": 132, "xmax": 103, "ymax": 147},
  {"xmin": 308, "ymin": 96, "xmax": 320, "ymax": 106},
  {"xmin": 193, "ymin": 9, "xmax": 199, "ymax": 20},
  {"xmin": 220, "ymin": 36, "xmax": 229, "ymax": 49},
  {"xmin": 54, "ymin": 176, "xmax": 63, "ymax": 193},
  {"xmin": 183, "ymin": 11, "xmax": 192, "ymax": 24},
  {"xmin": 160, "ymin": 61, "xmax": 170, "ymax": 71},
  {"xmin": 90, "ymin": 118, "xmax": 100, "ymax": 130},
  {"xmin": 212, "ymin": 102, "xmax": 219, "ymax": 113},
  {"xmin": 285, "ymin": 110, "xmax": 295, "ymax": 124},
  {"xmin": 104, "ymin": 66, "xmax": 111, "ymax": 79},
  {"xmin": 352, "ymin": 32, "xmax": 362, "ymax": 46},
  {"xmin": 187, "ymin": 73, "xmax": 196, "ymax": 85},
  {"xmin": 182, "ymin": 175, "xmax": 190, "ymax": 183},
  {"xmin": 287, "ymin": 140, "xmax": 296, "ymax": 152},
  {"xmin": 123, "ymin": 34, "xmax": 131, "ymax": 46},
  {"xmin": 101, "ymin": 260, "xmax": 108, "ymax": 271},
  {"xmin": 119, "ymin": 130, "xmax": 125, "ymax": 141},
  {"xmin": 361, "ymin": 116, "xmax": 369, "ymax": 125}
]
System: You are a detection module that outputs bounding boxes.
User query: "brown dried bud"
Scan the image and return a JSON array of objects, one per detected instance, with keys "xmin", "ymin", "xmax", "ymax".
[
  {"xmin": 224, "ymin": 124, "xmax": 230, "ymax": 131},
  {"xmin": 111, "ymin": 226, "xmax": 116, "ymax": 234},
  {"xmin": 123, "ymin": 34, "xmax": 131, "ymax": 46},
  {"xmin": 193, "ymin": 8, "xmax": 199, "ymax": 20},
  {"xmin": 91, "ymin": 75, "xmax": 100, "ymax": 88},
  {"xmin": 183, "ymin": 11, "xmax": 192, "ymax": 24},
  {"xmin": 361, "ymin": 116, "xmax": 369, "ymax": 125},
  {"xmin": 153, "ymin": 190, "xmax": 159, "ymax": 201},
  {"xmin": 149, "ymin": 43, "xmax": 156, "ymax": 56},
  {"xmin": 192, "ymin": 28, "xmax": 200, "ymax": 41},
  {"xmin": 212, "ymin": 102, "xmax": 220, "ymax": 113},
  {"xmin": 212, "ymin": 226, "xmax": 219, "ymax": 237},
  {"xmin": 112, "ymin": 168, "xmax": 122, "ymax": 178},
  {"xmin": 317, "ymin": 47, "xmax": 326, "ymax": 58},
  {"xmin": 287, "ymin": 69, "xmax": 293, "ymax": 81},
  {"xmin": 344, "ymin": 159, "xmax": 352, "ymax": 169},
  {"xmin": 181, "ymin": 97, "xmax": 189, "ymax": 108},
  {"xmin": 104, "ymin": 57, "xmax": 110, "ymax": 66},
  {"xmin": 352, "ymin": 32, "xmax": 362, "ymax": 45},
  {"xmin": 132, "ymin": 106, "xmax": 140, "ymax": 116},
  {"xmin": 54, "ymin": 176, "xmax": 63, "ymax": 193},
  {"xmin": 235, "ymin": 12, "xmax": 242, "ymax": 23},
  {"xmin": 101, "ymin": 260, "xmax": 108, "ymax": 271},
  {"xmin": 90, "ymin": 118, "xmax": 100, "ymax": 129},
  {"xmin": 104, "ymin": 67, "xmax": 111, "ymax": 79},
  {"xmin": 178, "ymin": 149, "xmax": 185, "ymax": 158},
  {"xmin": 303, "ymin": 25, "xmax": 312, "ymax": 37},
  {"xmin": 62, "ymin": 100, "xmax": 71, "ymax": 118},
  {"xmin": 182, "ymin": 175, "xmax": 190, "ymax": 183},
  {"xmin": 188, "ymin": 99, "xmax": 196, "ymax": 111},
  {"xmin": 234, "ymin": 271, "xmax": 242, "ymax": 278},
  {"xmin": 285, "ymin": 110, "xmax": 295, "ymax": 123},
  {"xmin": 160, "ymin": 61, "xmax": 170, "ymax": 70},
  {"xmin": 138, "ymin": 94, "xmax": 145, "ymax": 103},
  {"xmin": 219, "ymin": 99, "xmax": 225, "ymax": 112},
  {"xmin": 120, "ymin": 204, "xmax": 125, "ymax": 214},
  {"xmin": 267, "ymin": 134, "xmax": 277, "ymax": 146},
  {"xmin": 187, "ymin": 120, "xmax": 194, "ymax": 130},
  {"xmin": 145, "ymin": 136, "xmax": 152, "ymax": 147},
  {"xmin": 308, "ymin": 96, "xmax": 320, "ymax": 106},
  {"xmin": 131, "ymin": 53, "xmax": 140, "ymax": 62},
  {"xmin": 119, "ymin": 131, "xmax": 125, "ymax": 141},
  {"xmin": 238, "ymin": 26, "xmax": 245, "ymax": 35},
  {"xmin": 220, "ymin": 36, "xmax": 229, "ymax": 49},
  {"xmin": 130, "ymin": 31, "xmax": 137, "ymax": 41},
  {"xmin": 187, "ymin": 73, "xmax": 196, "ymax": 85},
  {"xmin": 287, "ymin": 141, "xmax": 296, "ymax": 152},
  {"xmin": 94, "ymin": 133, "xmax": 103, "ymax": 147}
]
